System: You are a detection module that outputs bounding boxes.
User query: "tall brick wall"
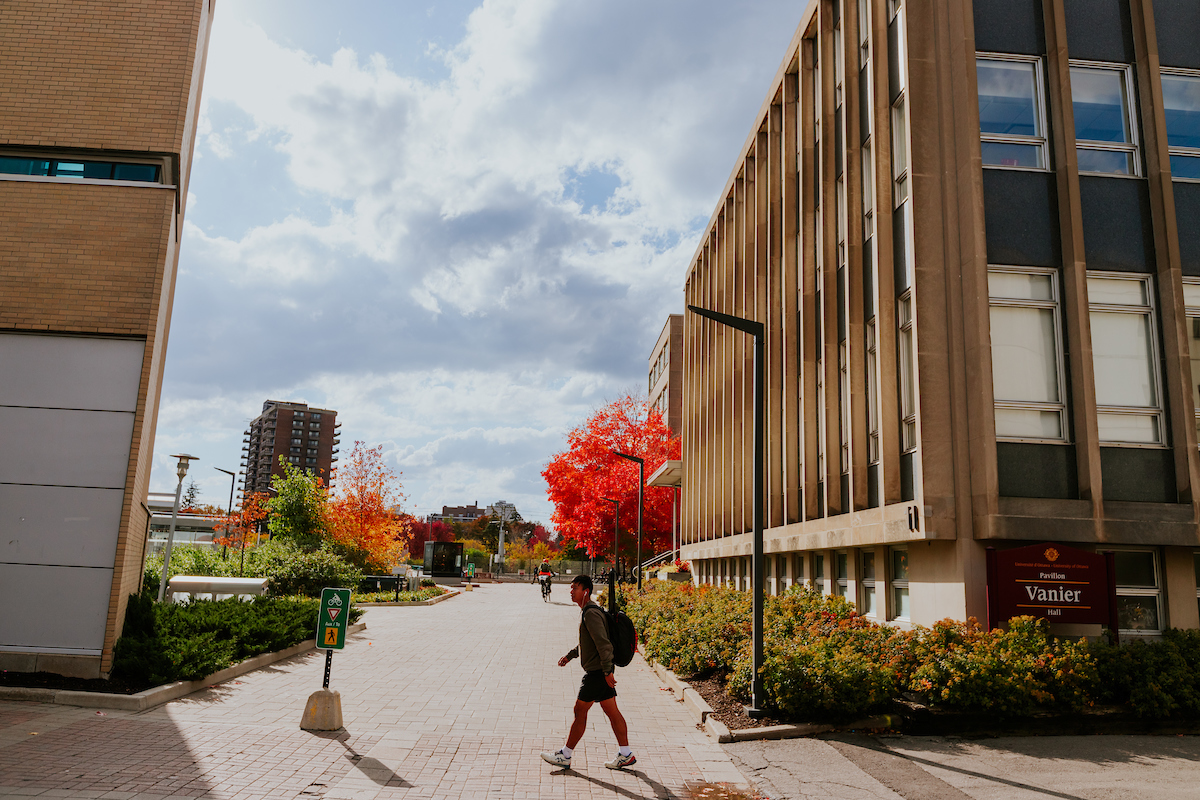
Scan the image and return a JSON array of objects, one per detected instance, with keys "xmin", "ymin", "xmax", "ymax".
[{"xmin": 0, "ymin": 0, "xmax": 206, "ymax": 153}]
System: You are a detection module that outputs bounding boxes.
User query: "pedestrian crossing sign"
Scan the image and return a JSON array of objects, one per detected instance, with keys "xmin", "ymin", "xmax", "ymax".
[{"xmin": 316, "ymin": 587, "xmax": 351, "ymax": 650}]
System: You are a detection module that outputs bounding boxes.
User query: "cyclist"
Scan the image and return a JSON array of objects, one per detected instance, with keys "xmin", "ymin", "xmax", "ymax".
[{"xmin": 536, "ymin": 559, "xmax": 556, "ymax": 600}]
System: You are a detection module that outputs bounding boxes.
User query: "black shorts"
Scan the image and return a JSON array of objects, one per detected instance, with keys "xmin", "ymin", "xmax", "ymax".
[{"xmin": 578, "ymin": 670, "xmax": 617, "ymax": 703}]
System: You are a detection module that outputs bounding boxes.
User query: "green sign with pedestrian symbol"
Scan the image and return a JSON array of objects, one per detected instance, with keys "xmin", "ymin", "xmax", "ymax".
[{"xmin": 316, "ymin": 587, "xmax": 351, "ymax": 650}]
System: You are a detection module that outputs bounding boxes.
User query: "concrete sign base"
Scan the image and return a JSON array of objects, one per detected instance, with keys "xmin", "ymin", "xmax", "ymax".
[{"xmin": 300, "ymin": 688, "xmax": 343, "ymax": 731}]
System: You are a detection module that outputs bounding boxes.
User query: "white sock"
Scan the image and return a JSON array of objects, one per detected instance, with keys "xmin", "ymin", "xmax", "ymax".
[
  {"xmin": 561, "ymin": 746, "xmax": 573, "ymax": 758},
  {"xmin": 618, "ymin": 745, "xmax": 632, "ymax": 757}
]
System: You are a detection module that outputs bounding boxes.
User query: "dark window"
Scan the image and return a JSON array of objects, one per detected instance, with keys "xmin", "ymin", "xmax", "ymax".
[{"xmin": 0, "ymin": 156, "xmax": 159, "ymax": 182}]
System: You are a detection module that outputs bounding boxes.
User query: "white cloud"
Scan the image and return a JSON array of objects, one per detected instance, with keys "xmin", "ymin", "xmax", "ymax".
[{"xmin": 156, "ymin": 0, "xmax": 802, "ymax": 525}]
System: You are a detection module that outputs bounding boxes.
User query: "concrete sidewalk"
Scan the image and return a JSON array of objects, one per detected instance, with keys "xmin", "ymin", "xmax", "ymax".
[{"xmin": 0, "ymin": 583, "xmax": 746, "ymax": 799}]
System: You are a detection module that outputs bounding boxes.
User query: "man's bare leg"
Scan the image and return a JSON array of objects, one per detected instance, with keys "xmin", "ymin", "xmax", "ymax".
[
  {"xmin": 598, "ymin": 698, "xmax": 629, "ymax": 747},
  {"xmin": 566, "ymin": 699, "xmax": 592, "ymax": 749}
]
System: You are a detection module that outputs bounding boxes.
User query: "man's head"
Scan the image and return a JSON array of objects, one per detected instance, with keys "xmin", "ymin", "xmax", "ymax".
[{"xmin": 569, "ymin": 574, "xmax": 593, "ymax": 606}]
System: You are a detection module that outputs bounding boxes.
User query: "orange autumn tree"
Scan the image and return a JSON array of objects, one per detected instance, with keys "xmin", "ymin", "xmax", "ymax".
[
  {"xmin": 327, "ymin": 441, "xmax": 410, "ymax": 573},
  {"xmin": 542, "ymin": 394, "xmax": 680, "ymax": 560},
  {"xmin": 214, "ymin": 491, "xmax": 271, "ymax": 568}
]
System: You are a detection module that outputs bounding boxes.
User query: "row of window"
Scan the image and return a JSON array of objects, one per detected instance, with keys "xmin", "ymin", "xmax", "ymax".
[
  {"xmin": 988, "ymin": 267, "xmax": 1200, "ymax": 446},
  {"xmin": 0, "ymin": 156, "xmax": 160, "ymax": 183},
  {"xmin": 699, "ymin": 548, "xmax": 1196, "ymax": 633},
  {"xmin": 978, "ymin": 54, "xmax": 1200, "ymax": 179}
]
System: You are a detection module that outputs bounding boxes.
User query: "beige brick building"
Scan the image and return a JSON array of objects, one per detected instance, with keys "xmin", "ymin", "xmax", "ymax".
[
  {"xmin": 0, "ymin": 0, "xmax": 214, "ymax": 678},
  {"xmin": 681, "ymin": 0, "xmax": 1200, "ymax": 637}
]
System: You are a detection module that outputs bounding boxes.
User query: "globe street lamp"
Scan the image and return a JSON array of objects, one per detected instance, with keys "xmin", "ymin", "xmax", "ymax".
[
  {"xmin": 158, "ymin": 453, "xmax": 198, "ymax": 603},
  {"xmin": 612, "ymin": 451, "xmax": 644, "ymax": 590}
]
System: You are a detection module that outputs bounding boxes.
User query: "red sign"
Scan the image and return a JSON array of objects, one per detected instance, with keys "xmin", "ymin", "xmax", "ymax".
[{"xmin": 986, "ymin": 543, "xmax": 1117, "ymax": 631}]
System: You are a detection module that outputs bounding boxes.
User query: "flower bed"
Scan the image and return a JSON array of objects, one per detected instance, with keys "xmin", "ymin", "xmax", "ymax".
[
  {"xmin": 352, "ymin": 586, "xmax": 449, "ymax": 603},
  {"xmin": 625, "ymin": 581, "xmax": 1200, "ymax": 721}
]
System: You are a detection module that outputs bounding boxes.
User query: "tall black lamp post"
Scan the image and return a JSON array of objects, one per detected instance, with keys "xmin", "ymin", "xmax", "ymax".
[
  {"xmin": 612, "ymin": 450, "xmax": 644, "ymax": 590},
  {"xmin": 601, "ymin": 496, "xmax": 619, "ymax": 613},
  {"xmin": 687, "ymin": 303, "xmax": 766, "ymax": 718},
  {"xmin": 214, "ymin": 467, "xmax": 237, "ymax": 560}
]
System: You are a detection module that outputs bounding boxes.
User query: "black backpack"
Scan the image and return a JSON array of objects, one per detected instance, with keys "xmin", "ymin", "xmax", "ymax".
[{"xmin": 588, "ymin": 606, "xmax": 638, "ymax": 668}]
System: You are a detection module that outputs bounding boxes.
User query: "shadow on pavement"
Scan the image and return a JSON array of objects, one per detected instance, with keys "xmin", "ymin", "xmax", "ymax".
[
  {"xmin": 553, "ymin": 766, "xmax": 679, "ymax": 799},
  {"xmin": 333, "ymin": 730, "xmax": 413, "ymax": 788}
]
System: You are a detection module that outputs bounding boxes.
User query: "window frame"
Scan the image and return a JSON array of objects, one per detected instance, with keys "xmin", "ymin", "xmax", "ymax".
[
  {"xmin": 890, "ymin": 546, "xmax": 910, "ymax": 621},
  {"xmin": 898, "ymin": 290, "xmax": 918, "ymax": 452},
  {"xmin": 976, "ymin": 53, "xmax": 1051, "ymax": 172},
  {"xmin": 867, "ymin": 320, "xmax": 881, "ymax": 463},
  {"xmin": 988, "ymin": 265, "xmax": 1069, "ymax": 443},
  {"xmin": 1069, "ymin": 60, "xmax": 1142, "ymax": 178},
  {"xmin": 1112, "ymin": 547, "xmax": 1164, "ymax": 635},
  {"xmin": 1160, "ymin": 67, "xmax": 1200, "ymax": 182},
  {"xmin": 860, "ymin": 550, "xmax": 878, "ymax": 617},
  {"xmin": 1182, "ymin": 278, "xmax": 1200, "ymax": 446},
  {"xmin": 1087, "ymin": 272, "xmax": 1165, "ymax": 446}
]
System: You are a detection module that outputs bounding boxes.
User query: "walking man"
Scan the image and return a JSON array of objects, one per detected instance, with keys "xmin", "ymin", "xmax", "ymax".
[{"xmin": 541, "ymin": 575, "xmax": 636, "ymax": 770}]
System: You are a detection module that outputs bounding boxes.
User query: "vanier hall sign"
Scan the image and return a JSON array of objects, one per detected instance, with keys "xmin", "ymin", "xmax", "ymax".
[{"xmin": 986, "ymin": 543, "xmax": 1119, "ymax": 635}]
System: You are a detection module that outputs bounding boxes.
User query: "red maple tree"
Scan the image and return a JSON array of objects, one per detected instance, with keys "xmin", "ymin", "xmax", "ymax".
[
  {"xmin": 405, "ymin": 516, "xmax": 455, "ymax": 556},
  {"xmin": 327, "ymin": 441, "xmax": 411, "ymax": 572},
  {"xmin": 542, "ymin": 394, "xmax": 680, "ymax": 559},
  {"xmin": 214, "ymin": 491, "xmax": 271, "ymax": 562}
]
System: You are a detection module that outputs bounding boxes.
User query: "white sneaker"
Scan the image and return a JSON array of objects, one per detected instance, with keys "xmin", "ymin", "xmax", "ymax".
[
  {"xmin": 605, "ymin": 752, "xmax": 637, "ymax": 770},
  {"xmin": 541, "ymin": 749, "xmax": 571, "ymax": 767}
]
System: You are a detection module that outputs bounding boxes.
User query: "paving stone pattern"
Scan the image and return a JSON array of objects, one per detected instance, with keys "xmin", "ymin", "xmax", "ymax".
[{"xmin": 0, "ymin": 584, "xmax": 746, "ymax": 799}]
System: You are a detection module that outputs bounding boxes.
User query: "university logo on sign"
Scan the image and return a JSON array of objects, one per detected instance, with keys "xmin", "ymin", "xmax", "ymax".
[{"xmin": 986, "ymin": 543, "xmax": 1117, "ymax": 632}]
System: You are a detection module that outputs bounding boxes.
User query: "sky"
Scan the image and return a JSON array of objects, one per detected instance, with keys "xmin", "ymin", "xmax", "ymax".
[{"xmin": 150, "ymin": 0, "xmax": 803, "ymax": 526}]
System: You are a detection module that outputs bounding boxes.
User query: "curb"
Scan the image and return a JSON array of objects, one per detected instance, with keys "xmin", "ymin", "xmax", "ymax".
[
  {"xmin": 0, "ymin": 621, "xmax": 368, "ymax": 712},
  {"xmin": 645, "ymin": 658, "xmax": 900, "ymax": 743},
  {"xmin": 355, "ymin": 589, "xmax": 461, "ymax": 607}
]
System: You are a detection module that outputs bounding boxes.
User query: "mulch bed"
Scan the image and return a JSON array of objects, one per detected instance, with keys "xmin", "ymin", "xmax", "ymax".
[
  {"xmin": 686, "ymin": 674, "xmax": 791, "ymax": 730},
  {"xmin": 0, "ymin": 670, "xmax": 146, "ymax": 695}
]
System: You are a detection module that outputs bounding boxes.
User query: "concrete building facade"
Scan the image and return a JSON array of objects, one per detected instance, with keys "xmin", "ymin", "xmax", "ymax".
[
  {"xmin": 680, "ymin": 0, "xmax": 1200, "ymax": 636},
  {"xmin": 0, "ymin": 0, "xmax": 215, "ymax": 677},
  {"xmin": 649, "ymin": 314, "xmax": 685, "ymax": 436},
  {"xmin": 241, "ymin": 400, "xmax": 341, "ymax": 496}
]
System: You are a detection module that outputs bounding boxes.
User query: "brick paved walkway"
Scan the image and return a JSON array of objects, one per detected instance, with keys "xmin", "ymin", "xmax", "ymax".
[{"xmin": 0, "ymin": 584, "xmax": 746, "ymax": 799}]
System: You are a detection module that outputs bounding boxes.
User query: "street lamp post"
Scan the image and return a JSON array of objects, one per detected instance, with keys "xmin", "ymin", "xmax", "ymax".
[
  {"xmin": 158, "ymin": 453, "xmax": 198, "ymax": 603},
  {"xmin": 214, "ymin": 467, "xmax": 237, "ymax": 560},
  {"xmin": 687, "ymin": 303, "xmax": 766, "ymax": 718},
  {"xmin": 601, "ymin": 496, "xmax": 619, "ymax": 613},
  {"xmin": 612, "ymin": 451, "xmax": 644, "ymax": 591}
]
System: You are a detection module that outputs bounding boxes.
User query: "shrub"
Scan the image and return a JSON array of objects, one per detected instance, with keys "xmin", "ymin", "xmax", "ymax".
[
  {"xmin": 627, "ymin": 582, "xmax": 750, "ymax": 677},
  {"xmin": 353, "ymin": 586, "xmax": 447, "ymax": 603},
  {"xmin": 112, "ymin": 592, "xmax": 362, "ymax": 688},
  {"xmin": 1089, "ymin": 628, "xmax": 1200, "ymax": 718},
  {"xmin": 143, "ymin": 540, "xmax": 363, "ymax": 598},
  {"xmin": 907, "ymin": 617, "xmax": 1096, "ymax": 716}
]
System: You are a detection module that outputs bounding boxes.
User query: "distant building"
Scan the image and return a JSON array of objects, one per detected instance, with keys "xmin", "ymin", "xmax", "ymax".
[
  {"xmin": 649, "ymin": 315, "xmax": 684, "ymax": 436},
  {"xmin": 432, "ymin": 503, "xmax": 483, "ymax": 523},
  {"xmin": 0, "ymin": 0, "xmax": 213, "ymax": 679},
  {"xmin": 146, "ymin": 492, "xmax": 221, "ymax": 552},
  {"xmin": 241, "ymin": 401, "xmax": 340, "ymax": 496}
]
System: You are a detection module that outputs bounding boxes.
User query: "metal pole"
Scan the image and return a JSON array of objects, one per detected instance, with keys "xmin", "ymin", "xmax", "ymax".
[
  {"xmin": 686, "ymin": 304, "xmax": 765, "ymax": 716},
  {"xmin": 636, "ymin": 461, "xmax": 644, "ymax": 591},
  {"xmin": 750, "ymin": 331, "xmax": 764, "ymax": 717},
  {"xmin": 157, "ymin": 470, "xmax": 186, "ymax": 603},
  {"xmin": 215, "ymin": 467, "xmax": 236, "ymax": 561},
  {"xmin": 322, "ymin": 649, "xmax": 332, "ymax": 689}
]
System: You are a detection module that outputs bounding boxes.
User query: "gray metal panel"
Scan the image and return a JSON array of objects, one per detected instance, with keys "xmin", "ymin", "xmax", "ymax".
[
  {"xmin": 0, "ymin": 333, "xmax": 144, "ymax": 411},
  {"xmin": 0, "ymin": 407, "xmax": 134, "ymax": 488},
  {"xmin": 0, "ymin": 564, "xmax": 111, "ymax": 652},
  {"xmin": 0, "ymin": 484, "xmax": 124, "ymax": 568}
]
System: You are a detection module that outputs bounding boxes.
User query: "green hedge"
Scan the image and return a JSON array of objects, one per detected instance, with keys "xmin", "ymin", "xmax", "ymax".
[
  {"xmin": 111, "ymin": 592, "xmax": 363, "ymax": 689},
  {"xmin": 353, "ymin": 586, "xmax": 448, "ymax": 603},
  {"xmin": 144, "ymin": 540, "xmax": 363, "ymax": 598},
  {"xmin": 626, "ymin": 582, "xmax": 1199, "ymax": 720}
]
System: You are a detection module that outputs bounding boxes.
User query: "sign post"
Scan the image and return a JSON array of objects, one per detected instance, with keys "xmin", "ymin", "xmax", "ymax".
[{"xmin": 301, "ymin": 587, "xmax": 351, "ymax": 731}]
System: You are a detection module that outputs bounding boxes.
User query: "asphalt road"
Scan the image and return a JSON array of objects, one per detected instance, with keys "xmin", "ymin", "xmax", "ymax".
[{"xmin": 725, "ymin": 732, "xmax": 1200, "ymax": 799}]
